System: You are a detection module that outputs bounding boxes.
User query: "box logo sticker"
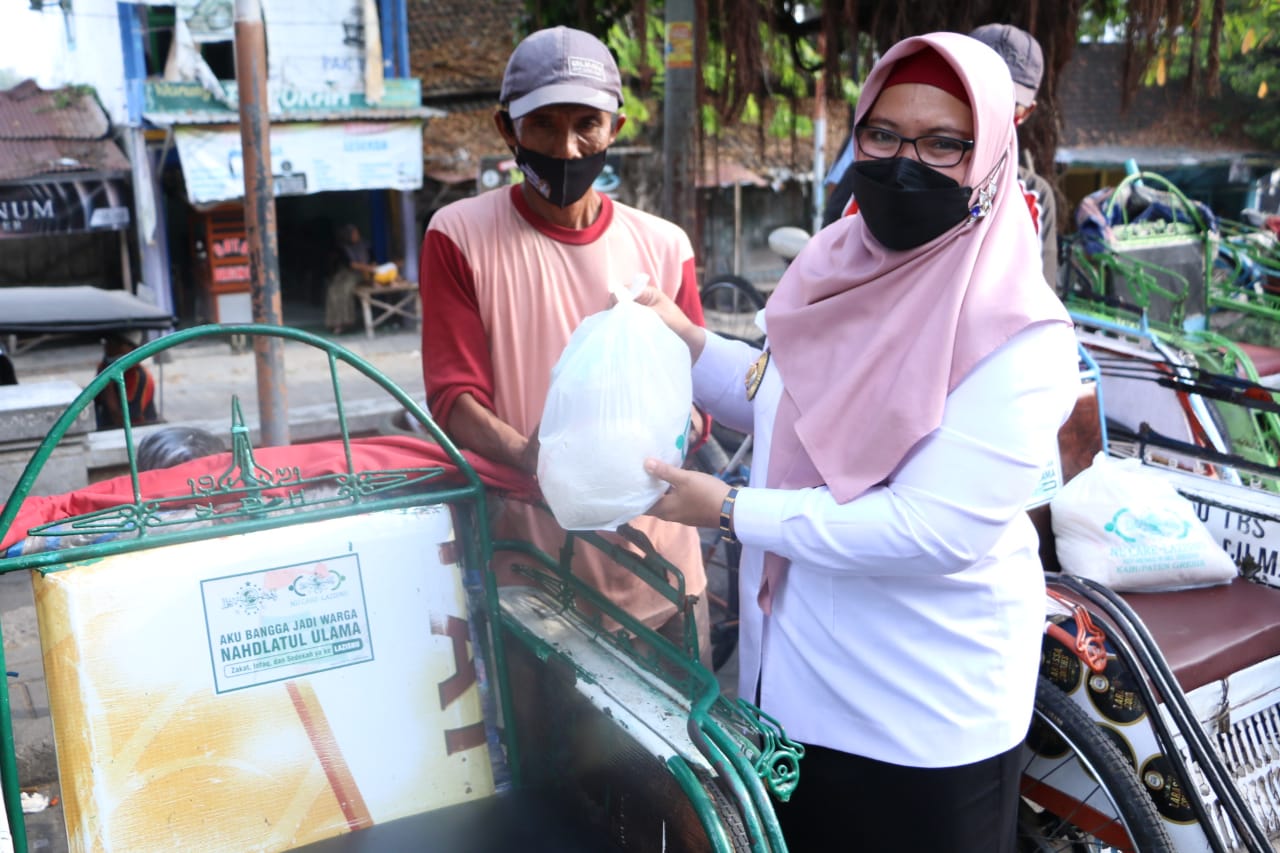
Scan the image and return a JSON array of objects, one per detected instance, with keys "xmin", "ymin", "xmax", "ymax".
[
  {"xmin": 567, "ymin": 56, "xmax": 606, "ymax": 81},
  {"xmin": 201, "ymin": 553, "xmax": 374, "ymax": 693}
]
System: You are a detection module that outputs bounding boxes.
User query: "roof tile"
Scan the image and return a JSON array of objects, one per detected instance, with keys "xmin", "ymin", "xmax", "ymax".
[
  {"xmin": 408, "ymin": 0, "xmax": 522, "ymax": 98},
  {"xmin": 1057, "ymin": 43, "xmax": 1254, "ymax": 152},
  {"xmin": 0, "ymin": 80, "xmax": 111, "ymax": 141},
  {"xmin": 0, "ymin": 80, "xmax": 130, "ymax": 181}
]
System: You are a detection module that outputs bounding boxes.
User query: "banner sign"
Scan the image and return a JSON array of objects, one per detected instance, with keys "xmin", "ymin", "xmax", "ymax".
[
  {"xmin": 266, "ymin": 0, "xmax": 368, "ymax": 94},
  {"xmin": 144, "ymin": 78, "xmax": 422, "ymax": 117},
  {"xmin": 140, "ymin": 0, "xmax": 359, "ymax": 57},
  {"xmin": 202, "ymin": 553, "xmax": 375, "ymax": 694},
  {"xmin": 0, "ymin": 175, "xmax": 131, "ymax": 238},
  {"xmin": 179, "ymin": 0, "xmax": 234, "ymax": 42},
  {"xmin": 175, "ymin": 121, "xmax": 423, "ymax": 204}
]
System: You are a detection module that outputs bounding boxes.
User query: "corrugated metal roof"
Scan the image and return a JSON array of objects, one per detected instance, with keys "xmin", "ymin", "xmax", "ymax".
[
  {"xmin": 143, "ymin": 105, "xmax": 444, "ymax": 126},
  {"xmin": 698, "ymin": 161, "xmax": 769, "ymax": 189},
  {"xmin": 0, "ymin": 80, "xmax": 111, "ymax": 140},
  {"xmin": 1057, "ymin": 145, "xmax": 1273, "ymax": 170}
]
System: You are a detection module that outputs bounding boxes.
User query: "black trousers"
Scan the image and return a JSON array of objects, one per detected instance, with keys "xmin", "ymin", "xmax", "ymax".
[{"xmin": 773, "ymin": 741, "xmax": 1022, "ymax": 853}]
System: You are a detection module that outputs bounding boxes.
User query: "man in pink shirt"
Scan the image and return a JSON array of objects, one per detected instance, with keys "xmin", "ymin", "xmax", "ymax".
[{"xmin": 419, "ymin": 26, "xmax": 709, "ymax": 659}]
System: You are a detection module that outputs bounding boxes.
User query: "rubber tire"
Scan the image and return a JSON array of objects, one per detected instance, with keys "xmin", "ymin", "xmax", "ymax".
[
  {"xmin": 691, "ymin": 767, "xmax": 753, "ymax": 853},
  {"xmin": 700, "ymin": 275, "xmax": 766, "ymax": 346},
  {"xmin": 692, "ymin": 432, "xmax": 733, "ymax": 478},
  {"xmin": 1020, "ymin": 676, "xmax": 1175, "ymax": 852},
  {"xmin": 700, "ymin": 274, "xmax": 766, "ymax": 312}
]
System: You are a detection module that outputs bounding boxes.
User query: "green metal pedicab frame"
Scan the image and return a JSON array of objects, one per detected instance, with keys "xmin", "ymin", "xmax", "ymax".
[
  {"xmin": 1012, "ymin": 348, "xmax": 1280, "ymax": 853},
  {"xmin": 1065, "ymin": 169, "xmax": 1280, "ymax": 336},
  {"xmin": 1021, "ymin": 172, "xmax": 1280, "ymax": 846},
  {"xmin": 0, "ymin": 325, "xmax": 799, "ymax": 852},
  {"xmin": 1064, "ymin": 170, "xmax": 1280, "ymax": 481}
]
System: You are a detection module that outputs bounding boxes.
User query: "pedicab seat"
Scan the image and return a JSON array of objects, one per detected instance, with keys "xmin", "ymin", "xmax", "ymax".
[
  {"xmin": 1031, "ymin": 377, "xmax": 1280, "ymax": 696},
  {"xmin": 1118, "ymin": 579, "xmax": 1280, "ymax": 694},
  {"xmin": 1235, "ymin": 341, "xmax": 1280, "ymax": 378}
]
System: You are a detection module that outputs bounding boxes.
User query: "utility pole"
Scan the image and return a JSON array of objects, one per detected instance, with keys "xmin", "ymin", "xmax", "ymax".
[
  {"xmin": 234, "ymin": 0, "xmax": 289, "ymax": 447},
  {"xmin": 663, "ymin": 0, "xmax": 697, "ymax": 239}
]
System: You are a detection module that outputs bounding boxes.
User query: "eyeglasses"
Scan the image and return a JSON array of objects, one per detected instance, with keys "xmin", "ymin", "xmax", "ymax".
[{"xmin": 854, "ymin": 125, "xmax": 975, "ymax": 168}]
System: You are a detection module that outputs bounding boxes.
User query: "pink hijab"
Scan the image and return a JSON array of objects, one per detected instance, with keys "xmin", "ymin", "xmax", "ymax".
[{"xmin": 758, "ymin": 32, "xmax": 1071, "ymax": 610}]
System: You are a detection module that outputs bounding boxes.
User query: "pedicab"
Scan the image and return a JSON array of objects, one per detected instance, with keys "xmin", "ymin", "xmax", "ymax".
[
  {"xmin": 1018, "ymin": 308, "xmax": 1280, "ymax": 848},
  {"xmin": 0, "ymin": 325, "xmax": 800, "ymax": 853},
  {"xmin": 1064, "ymin": 168, "xmax": 1280, "ymax": 346}
]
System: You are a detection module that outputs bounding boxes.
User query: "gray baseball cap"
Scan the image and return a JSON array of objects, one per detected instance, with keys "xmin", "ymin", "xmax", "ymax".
[
  {"xmin": 500, "ymin": 26, "xmax": 623, "ymax": 119},
  {"xmin": 969, "ymin": 23, "xmax": 1044, "ymax": 107}
]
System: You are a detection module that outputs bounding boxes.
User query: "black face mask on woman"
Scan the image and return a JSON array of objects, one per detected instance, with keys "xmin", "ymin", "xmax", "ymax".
[
  {"xmin": 850, "ymin": 157, "xmax": 974, "ymax": 251},
  {"xmin": 515, "ymin": 146, "xmax": 608, "ymax": 208}
]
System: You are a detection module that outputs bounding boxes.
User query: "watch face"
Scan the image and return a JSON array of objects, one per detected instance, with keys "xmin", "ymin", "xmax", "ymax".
[{"xmin": 480, "ymin": 169, "xmax": 501, "ymax": 189}]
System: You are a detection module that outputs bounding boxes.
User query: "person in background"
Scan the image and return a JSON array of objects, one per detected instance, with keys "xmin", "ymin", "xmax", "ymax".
[
  {"xmin": 94, "ymin": 332, "xmax": 160, "ymax": 431},
  {"xmin": 0, "ymin": 343, "xmax": 16, "ymax": 386},
  {"xmin": 419, "ymin": 26, "xmax": 711, "ymax": 662},
  {"xmin": 136, "ymin": 425, "xmax": 226, "ymax": 472},
  {"xmin": 969, "ymin": 22, "xmax": 1059, "ymax": 289},
  {"xmin": 637, "ymin": 32, "xmax": 1078, "ymax": 851},
  {"xmin": 325, "ymin": 224, "xmax": 375, "ymax": 335}
]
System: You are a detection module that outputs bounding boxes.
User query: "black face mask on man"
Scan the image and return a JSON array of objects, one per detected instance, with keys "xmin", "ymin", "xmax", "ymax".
[
  {"xmin": 515, "ymin": 146, "xmax": 608, "ymax": 209},
  {"xmin": 849, "ymin": 157, "xmax": 974, "ymax": 251}
]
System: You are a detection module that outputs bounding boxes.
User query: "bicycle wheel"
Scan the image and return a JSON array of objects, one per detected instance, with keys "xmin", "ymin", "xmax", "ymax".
[
  {"xmin": 691, "ymin": 431, "xmax": 733, "ymax": 478},
  {"xmin": 690, "ymin": 434, "xmax": 743, "ymax": 672},
  {"xmin": 703, "ymin": 527, "xmax": 740, "ymax": 673},
  {"xmin": 1019, "ymin": 676, "xmax": 1175, "ymax": 852},
  {"xmin": 701, "ymin": 275, "xmax": 766, "ymax": 346}
]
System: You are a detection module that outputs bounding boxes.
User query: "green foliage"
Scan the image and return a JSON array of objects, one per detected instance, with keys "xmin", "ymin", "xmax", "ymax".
[
  {"xmin": 700, "ymin": 103, "xmax": 721, "ymax": 136},
  {"xmin": 598, "ymin": 5, "xmax": 841, "ymax": 144},
  {"xmin": 35, "ymin": 84, "xmax": 98, "ymax": 112},
  {"xmin": 769, "ymin": 98, "xmax": 813, "ymax": 138},
  {"xmin": 615, "ymin": 86, "xmax": 651, "ymax": 142},
  {"xmin": 839, "ymin": 77, "xmax": 862, "ymax": 107},
  {"xmin": 607, "ymin": 16, "xmax": 665, "ymax": 89},
  {"xmin": 1076, "ymin": 1, "xmax": 1129, "ymax": 41},
  {"xmin": 607, "ymin": 18, "xmax": 661, "ymax": 143},
  {"xmin": 1150, "ymin": 0, "xmax": 1280, "ymax": 148},
  {"xmin": 1216, "ymin": 1, "xmax": 1280, "ymax": 147}
]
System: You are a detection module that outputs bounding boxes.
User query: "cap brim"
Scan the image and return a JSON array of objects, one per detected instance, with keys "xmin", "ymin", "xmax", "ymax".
[
  {"xmin": 1013, "ymin": 82, "xmax": 1038, "ymax": 108},
  {"xmin": 507, "ymin": 84, "xmax": 620, "ymax": 118}
]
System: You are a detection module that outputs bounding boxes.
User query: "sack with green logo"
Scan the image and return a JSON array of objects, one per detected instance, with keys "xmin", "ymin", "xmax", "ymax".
[{"xmin": 1050, "ymin": 453, "xmax": 1238, "ymax": 592}]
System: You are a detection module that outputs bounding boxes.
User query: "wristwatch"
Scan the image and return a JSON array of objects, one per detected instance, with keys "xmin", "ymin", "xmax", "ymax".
[{"xmin": 719, "ymin": 487, "xmax": 740, "ymax": 544}]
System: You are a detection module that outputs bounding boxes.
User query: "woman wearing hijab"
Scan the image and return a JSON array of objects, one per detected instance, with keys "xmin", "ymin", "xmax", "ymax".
[{"xmin": 639, "ymin": 32, "xmax": 1079, "ymax": 851}]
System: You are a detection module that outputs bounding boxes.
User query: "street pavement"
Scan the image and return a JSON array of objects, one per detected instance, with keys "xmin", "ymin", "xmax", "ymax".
[{"xmin": 0, "ymin": 322, "xmax": 427, "ymax": 851}]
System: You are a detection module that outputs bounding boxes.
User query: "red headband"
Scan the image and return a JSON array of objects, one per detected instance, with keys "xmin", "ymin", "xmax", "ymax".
[{"xmin": 881, "ymin": 47, "xmax": 969, "ymax": 107}]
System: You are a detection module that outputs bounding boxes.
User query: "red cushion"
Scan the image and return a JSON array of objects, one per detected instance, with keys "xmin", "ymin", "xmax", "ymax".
[
  {"xmin": 2, "ymin": 435, "xmax": 538, "ymax": 553},
  {"xmin": 1121, "ymin": 578, "xmax": 1280, "ymax": 693},
  {"xmin": 1236, "ymin": 342, "xmax": 1280, "ymax": 378}
]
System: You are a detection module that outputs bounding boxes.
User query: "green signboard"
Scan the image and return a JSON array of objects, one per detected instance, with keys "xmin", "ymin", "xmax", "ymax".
[{"xmin": 144, "ymin": 78, "xmax": 422, "ymax": 116}]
